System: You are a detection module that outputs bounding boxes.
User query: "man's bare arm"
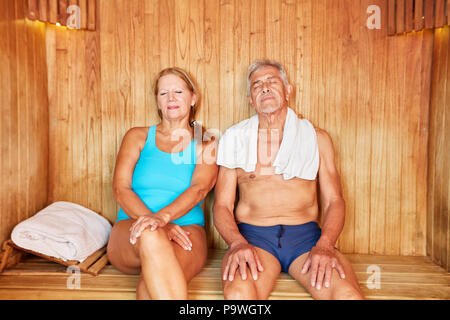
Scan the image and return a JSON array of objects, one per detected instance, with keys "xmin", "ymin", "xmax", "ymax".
[
  {"xmin": 316, "ymin": 129, "xmax": 346, "ymax": 248},
  {"xmin": 301, "ymin": 128, "xmax": 346, "ymax": 289},
  {"xmin": 213, "ymin": 166, "xmax": 264, "ymax": 281}
]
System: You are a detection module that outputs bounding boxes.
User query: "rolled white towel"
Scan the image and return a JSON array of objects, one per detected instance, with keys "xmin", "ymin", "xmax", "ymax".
[{"xmin": 11, "ymin": 201, "xmax": 112, "ymax": 262}]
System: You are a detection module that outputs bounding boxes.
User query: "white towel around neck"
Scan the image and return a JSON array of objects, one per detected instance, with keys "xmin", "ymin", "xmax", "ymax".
[{"xmin": 217, "ymin": 107, "xmax": 319, "ymax": 180}]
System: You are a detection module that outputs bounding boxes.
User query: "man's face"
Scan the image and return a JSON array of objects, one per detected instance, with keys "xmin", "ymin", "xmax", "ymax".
[{"xmin": 248, "ymin": 66, "xmax": 291, "ymax": 114}]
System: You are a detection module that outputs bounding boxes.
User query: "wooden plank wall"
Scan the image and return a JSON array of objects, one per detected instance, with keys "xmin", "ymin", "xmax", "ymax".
[
  {"xmin": 428, "ymin": 25, "xmax": 450, "ymax": 271},
  {"xmin": 0, "ymin": 1, "xmax": 49, "ymax": 245},
  {"xmin": 43, "ymin": 0, "xmax": 436, "ymax": 256},
  {"xmin": 2, "ymin": 0, "xmax": 445, "ymax": 257}
]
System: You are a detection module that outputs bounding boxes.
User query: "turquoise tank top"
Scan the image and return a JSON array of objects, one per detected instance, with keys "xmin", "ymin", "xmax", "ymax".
[{"xmin": 116, "ymin": 125, "xmax": 205, "ymax": 226}]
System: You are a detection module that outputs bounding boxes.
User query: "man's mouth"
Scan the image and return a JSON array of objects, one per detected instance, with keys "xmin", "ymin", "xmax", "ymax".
[{"xmin": 261, "ymin": 95, "xmax": 274, "ymax": 102}]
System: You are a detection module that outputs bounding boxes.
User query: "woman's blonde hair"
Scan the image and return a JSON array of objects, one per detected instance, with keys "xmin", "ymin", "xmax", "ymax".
[{"xmin": 153, "ymin": 67, "xmax": 200, "ymax": 127}]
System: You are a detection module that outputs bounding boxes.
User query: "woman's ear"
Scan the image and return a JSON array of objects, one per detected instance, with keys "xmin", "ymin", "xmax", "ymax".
[{"xmin": 191, "ymin": 93, "xmax": 198, "ymax": 107}]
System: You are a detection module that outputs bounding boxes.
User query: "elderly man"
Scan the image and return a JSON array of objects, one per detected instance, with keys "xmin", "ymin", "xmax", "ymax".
[{"xmin": 213, "ymin": 60, "xmax": 364, "ymax": 300}]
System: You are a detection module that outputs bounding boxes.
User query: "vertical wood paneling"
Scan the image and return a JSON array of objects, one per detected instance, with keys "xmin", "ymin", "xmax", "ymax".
[
  {"xmin": 38, "ymin": 0, "xmax": 48, "ymax": 22},
  {"xmin": 219, "ymin": 0, "xmax": 234, "ymax": 132},
  {"xmin": 435, "ymin": 0, "xmax": 446, "ymax": 28},
  {"xmin": 58, "ymin": 0, "xmax": 68, "ymax": 26},
  {"xmin": 48, "ymin": 0, "xmax": 57, "ymax": 24},
  {"xmin": 144, "ymin": 0, "xmax": 160, "ymax": 126},
  {"xmin": 428, "ymin": 26, "xmax": 450, "ymax": 271},
  {"xmin": 233, "ymin": 0, "xmax": 250, "ymax": 123},
  {"xmin": 36, "ymin": 0, "xmax": 438, "ymax": 255},
  {"xmin": 424, "ymin": 0, "xmax": 435, "ymax": 29},
  {"xmin": 334, "ymin": 0, "xmax": 360, "ymax": 253},
  {"xmin": 0, "ymin": 0, "xmax": 48, "ymax": 245},
  {"xmin": 414, "ymin": 0, "xmax": 425, "ymax": 31},
  {"xmin": 396, "ymin": 0, "xmax": 405, "ymax": 34},
  {"xmin": 405, "ymin": 0, "xmax": 413, "ymax": 33},
  {"xmin": 388, "ymin": 0, "xmax": 396, "ymax": 35},
  {"xmin": 87, "ymin": 0, "xmax": 95, "ymax": 30}
]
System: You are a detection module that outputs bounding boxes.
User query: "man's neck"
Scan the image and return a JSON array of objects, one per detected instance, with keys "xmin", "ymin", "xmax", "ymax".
[{"xmin": 257, "ymin": 106, "xmax": 288, "ymax": 131}]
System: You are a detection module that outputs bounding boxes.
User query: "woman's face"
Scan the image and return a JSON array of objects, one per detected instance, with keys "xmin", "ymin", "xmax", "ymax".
[{"xmin": 156, "ymin": 74, "xmax": 196, "ymax": 122}]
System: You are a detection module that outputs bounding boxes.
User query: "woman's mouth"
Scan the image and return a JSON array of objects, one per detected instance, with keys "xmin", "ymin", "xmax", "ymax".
[{"xmin": 167, "ymin": 105, "xmax": 180, "ymax": 110}]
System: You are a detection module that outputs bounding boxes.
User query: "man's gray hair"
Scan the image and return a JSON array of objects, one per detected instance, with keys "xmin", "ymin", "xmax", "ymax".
[{"xmin": 246, "ymin": 59, "xmax": 289, "ymax": 97}]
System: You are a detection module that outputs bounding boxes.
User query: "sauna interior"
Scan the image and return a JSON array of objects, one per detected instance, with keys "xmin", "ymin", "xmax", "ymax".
[{"xmin": 0, "ymin": 0, "xmax": 449, "ymax": 300}]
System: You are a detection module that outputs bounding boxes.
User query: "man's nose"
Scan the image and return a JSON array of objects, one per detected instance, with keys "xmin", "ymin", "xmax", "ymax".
[{"xmin": 262, "ymin": 82, "xmax": 271, "ymax": 93}]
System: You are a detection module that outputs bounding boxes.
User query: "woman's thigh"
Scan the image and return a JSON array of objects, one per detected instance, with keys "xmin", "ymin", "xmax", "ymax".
[{"xmin": 107, "ymin": 219, "xmax": 141, "ymax": 274}]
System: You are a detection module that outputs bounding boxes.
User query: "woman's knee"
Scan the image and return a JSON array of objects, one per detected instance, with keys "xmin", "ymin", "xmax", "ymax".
[{"xmin": 137, "ymin": 228, "xmax": 171, "ymax": 256}]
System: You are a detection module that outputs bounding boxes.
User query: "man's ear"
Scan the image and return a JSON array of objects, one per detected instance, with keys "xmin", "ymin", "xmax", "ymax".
[
  {"xmin": 285, "ymin": 84, "xmax": 293, "ymax": 101},
  {"xmin": 248, "ymin": 95, "xmax": 253, "ymax": 106}
]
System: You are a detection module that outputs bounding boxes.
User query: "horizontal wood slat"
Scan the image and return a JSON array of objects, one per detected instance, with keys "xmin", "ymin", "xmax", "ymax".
[{"xmin": 0, "ymin": 250, "xmax": 449, "ymax": 300}]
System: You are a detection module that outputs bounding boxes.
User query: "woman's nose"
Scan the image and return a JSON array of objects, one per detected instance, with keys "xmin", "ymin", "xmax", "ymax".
[{"xmin": 168, "ymin": 91, "xmax": 176, "ymax": 101}]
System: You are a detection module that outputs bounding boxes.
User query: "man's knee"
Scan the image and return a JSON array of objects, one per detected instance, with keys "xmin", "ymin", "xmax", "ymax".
[
  {"xmin": 330, "ymin": 284, "xmax": 364, "ymax": 300},
  {"xmin": 223, "ymin": 280, "xmax": 258, "ymax": 300}
]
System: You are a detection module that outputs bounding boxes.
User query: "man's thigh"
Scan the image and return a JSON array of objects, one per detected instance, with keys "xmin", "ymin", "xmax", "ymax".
[
  {"xmin": 221, "ymin": 247, "xmax": 282, "ymax": 300},
  {"xmin": 288, "ymin": 250, "xmax": 364, "ymax": 300}
]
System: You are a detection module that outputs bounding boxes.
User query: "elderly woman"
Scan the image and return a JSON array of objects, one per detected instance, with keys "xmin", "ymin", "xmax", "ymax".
[{"xmin": 107, "ymin": 67, "xmax": 218, "ymax": 300}]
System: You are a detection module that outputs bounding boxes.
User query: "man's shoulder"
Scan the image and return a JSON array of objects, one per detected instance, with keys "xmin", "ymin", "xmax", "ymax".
[
  {"xmin": 223, "ymin": 116, "xmax": 256, "ymax": 134},
  {"xmin": 313, "ymin": 126, "xmax": 335, "ymax": 152}
]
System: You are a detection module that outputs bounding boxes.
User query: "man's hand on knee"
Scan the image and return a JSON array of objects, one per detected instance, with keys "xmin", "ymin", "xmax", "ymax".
[
  {"xmin": 301, "ymin": 245, "xmax": 345, "ymax": 290},
  {"xmin": 223, "ymin": 242, "xmax": 264, "ymax": 281}
]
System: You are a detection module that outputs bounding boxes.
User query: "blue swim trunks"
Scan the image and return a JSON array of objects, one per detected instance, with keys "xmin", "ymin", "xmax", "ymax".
[{"xmin": 237, "ymin": 221, "xmax": 322, "ymax": 273}]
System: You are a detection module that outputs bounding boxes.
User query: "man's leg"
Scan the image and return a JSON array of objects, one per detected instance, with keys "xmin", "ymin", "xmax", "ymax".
[
  {"xmin": 288, "ymin": 250, "xmax": 364, "ymax": 300},
  {"xmin": 222, "ymin": 247, "xmax": 281, "ymax": 300}
]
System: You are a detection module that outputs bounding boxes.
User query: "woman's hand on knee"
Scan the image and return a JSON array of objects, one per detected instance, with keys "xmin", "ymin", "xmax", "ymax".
[
  {"xmin": 129, "ymin": 213, "xmax": 170, "ymax": 245},
  {"xmin": 166, "ymin": 223, "xmax": 192, "ymax": 251}
]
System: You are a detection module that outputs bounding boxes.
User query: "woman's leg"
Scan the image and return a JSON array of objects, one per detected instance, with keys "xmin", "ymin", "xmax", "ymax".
[{"xmin": 107, "ymin": 219, "xmax": 207, "ymax": 299}]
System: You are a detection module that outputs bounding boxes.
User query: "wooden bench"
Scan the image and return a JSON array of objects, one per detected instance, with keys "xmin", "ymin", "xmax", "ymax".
[{"xmin": 0, "ymin": 249, "xmax": 448, "ymax": 300}]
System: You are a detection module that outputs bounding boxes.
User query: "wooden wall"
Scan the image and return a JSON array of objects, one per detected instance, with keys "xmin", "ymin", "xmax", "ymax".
[
  {"xmin": 0, "ymin": 0, "xmax": 49, "ymax": 245},
  {"xmin": 2, "ymin": 0, "xmax": 447, "ymax": 258},
  {"xmin": 44, "ymin": 0, "xmax": 434, "ymax": 256},
  {"xmin": 428, "ymin": 26, "xmax": 450, "ymax": 271}
]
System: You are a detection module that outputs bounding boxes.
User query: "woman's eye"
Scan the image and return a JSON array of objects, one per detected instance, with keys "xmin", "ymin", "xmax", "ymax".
[
  {"xmin": 160, "ymin": 92, "xmax": 167, "ymax": 96},
  {"xmin": 176, "ymin": 90, "xmax": 183, "ymax": 94}
]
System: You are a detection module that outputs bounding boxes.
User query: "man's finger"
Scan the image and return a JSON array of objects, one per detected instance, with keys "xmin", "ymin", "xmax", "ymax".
[
  {"xmin": 238, "ymin": 260, "xmax": 247, "ymax": 281},
  {"xmin": 223, "ymin": 258, "xmax": 231, "ymax": 281},
  {"xmin": 301, "ymin": 256, "xmax": 311, "ymax": 274},
  {"xmin": 335, "ymin": 261, "xmax": 346, "ymax": 279},
  {"xmin": 309, "ymin": 257, "xmax": 320, "ymax": 287},
  {"xmin": 253, "ymin": 250, "xmax": 264, "ymax": 272},
  {"xmin": 228, "ymin": 259, "xmax": 239, "ymax": 281},
  {"xmin": 315, "ymin": 264, "xmax": 326, "ymax": 290},
  {"xmin": 324, "ymin": 265, "xmax": 333, "ymax": 288},
  {"xmin": 247, "ymin": 257, "xmax": 259, "ymax": 281}
]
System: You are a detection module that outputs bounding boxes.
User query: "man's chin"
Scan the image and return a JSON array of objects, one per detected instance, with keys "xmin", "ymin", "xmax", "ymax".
[{"xmin": 258, "ymin": 105, "xmax": 284, "ymax": 115}]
